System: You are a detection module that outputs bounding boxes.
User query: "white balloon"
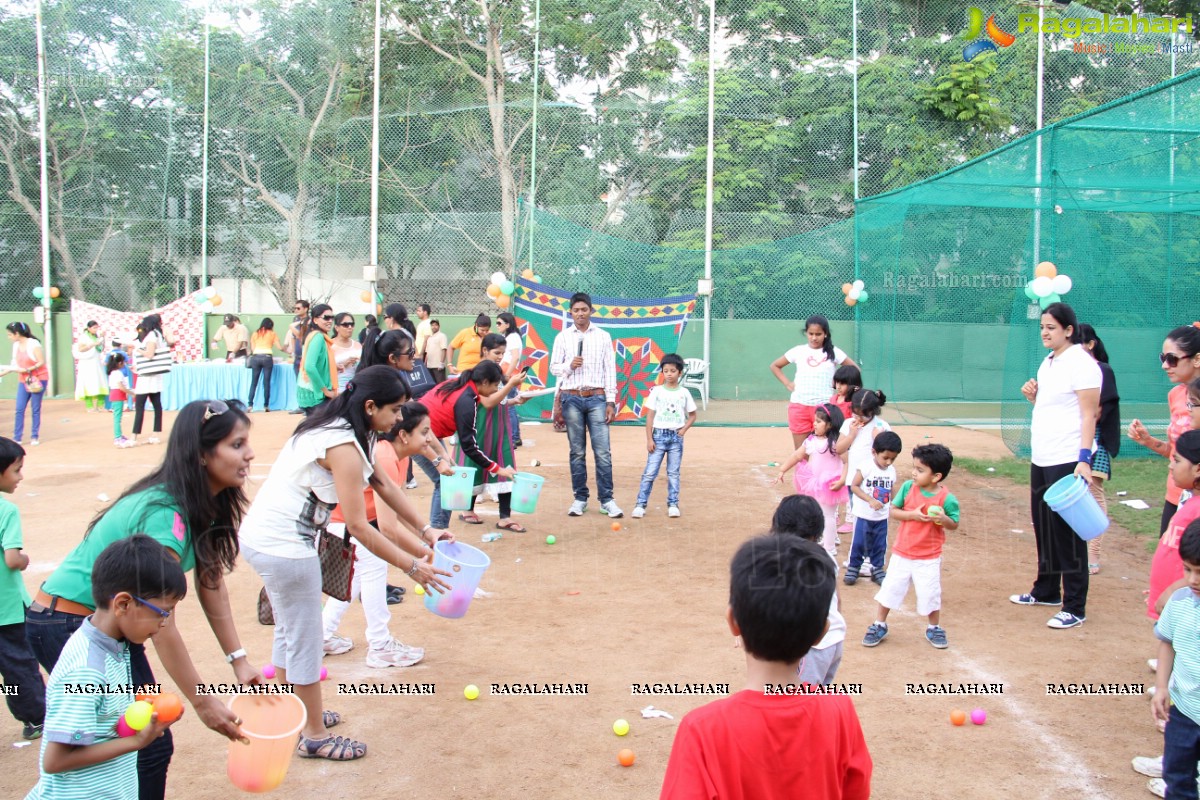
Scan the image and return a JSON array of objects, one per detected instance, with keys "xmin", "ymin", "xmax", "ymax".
[
  {"xmin": 852, "ymin": 280, "xmax": 865, "ymax": 292},
  {"xmin": 1051, "ymin": 274, "xmax": 1072, "ymax": 295},
  {"xmin": 204, "ymin": 285, "xmax": 217, "ymax": 298},
  {"xmin": 201, "ymin": 301, "xmax": 215, "ymax": 313},
  {"xmin": 490, "ymin": 271, "xmax": 506, "ymax": 286},
  {"xmin": 1031, "ymin": 276, "xmax": 1054, "ymax": 298},
  {"xmin": 848, "ymin": 287, "xmax": 861, "ymax": 301}
]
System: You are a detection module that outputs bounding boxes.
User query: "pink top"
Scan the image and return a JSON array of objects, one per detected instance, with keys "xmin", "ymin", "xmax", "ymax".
[
  {"xmin": 1148, "ymin": 497, "xmax": 1200, "ymax": 620},
  {"xmin": 1164, "ymin": 384, "xmax": 1191, "ymax": 505},
  {"xmin": 12, "ymin": 339, "xmax": 48, "ymax": 382}
]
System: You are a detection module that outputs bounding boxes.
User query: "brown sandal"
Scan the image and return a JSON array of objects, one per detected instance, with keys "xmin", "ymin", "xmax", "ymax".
[
  {"xmin": 297, "ymin": 734, "xmax": 367, "ymax": 760},
  {"xmin": 496, "ymin": 520, "xmax": 527, "ymax": 532},
  {"xmin": 458, "ymin": 512, "xmax": 483, "ymax": 525}
]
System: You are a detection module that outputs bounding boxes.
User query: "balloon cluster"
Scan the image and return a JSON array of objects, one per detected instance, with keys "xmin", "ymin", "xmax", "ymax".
[
  {"xmin": 1023, "ymin": 262, "xmax": 1072, "ymax": 310},
  {"xmin": 31, "ymin": 287, "xmax": 61, "ymax": 301},
  {"xmin": 360, "ymin": 290, "xmax": 384, "ymax": 313},
  {"xmin": 191, "ymin": 285, "xmax": 222, "ymax": 312},
  {"xmin": 841, "ymin": 280, "xmax": 869, "ymax": 307}
]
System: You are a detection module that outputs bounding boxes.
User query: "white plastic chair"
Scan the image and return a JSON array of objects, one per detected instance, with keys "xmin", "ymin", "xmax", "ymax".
[{"xmin": 681, "ymin": 357, "xmax": 708, "ymax": 410}]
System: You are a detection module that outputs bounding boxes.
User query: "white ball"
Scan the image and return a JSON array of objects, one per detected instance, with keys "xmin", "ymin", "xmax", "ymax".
[
  {"xmin": 852, "ymin": 280, "xmax": 865, "ymax": 292},
  {"xmin": 204, "ymin": 285, "xmax": 217, "ymax": 298},
  {"xmin": 1051, "ymin": 274, "xmax": 1072, "ymax": 295},
  {"xmin": 848, "ymin": 287, "xmax": 861, "ymax": 301},
  {"xmin": 490, "ymin": 271, "xmax": 506, "ymax": 286},
  {"xmin": 1031, "ymin": 276, "xmax": 1054, "ymax": 298}
]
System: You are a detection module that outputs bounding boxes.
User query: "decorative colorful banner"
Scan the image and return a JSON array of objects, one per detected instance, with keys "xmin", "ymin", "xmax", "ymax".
[
  {"xmin": 70, "ymin": 293, "xmax": 206, "ymax": 366},
  {"xmin": 512, "ymin": 279, "xmax": 697, "ymax": 421}
]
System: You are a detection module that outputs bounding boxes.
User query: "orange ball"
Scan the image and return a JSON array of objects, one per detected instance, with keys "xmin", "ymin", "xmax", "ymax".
[
  {"xmin": 950, "ymin": 709, "xmax": 967, "ymax": 726},
  {"xmin": 495, "ymin": 294, "xmax": 511, "ymax": 309},
  {"xmin": 1034, "ymin": 261, "xmax": 1057, "ymax": 279},
  {"xmin": 360, "ymin": 290, "xmax": 371, "ymax": 303},
  {"xmin": 49, "ymin": 287, "xmax": 60, "ymax": 298},
  {"xmin": 618, "ymin": 748, "xmax": 635, "ymax": 767},
  {"xmin": 135, "ymin": 691, "xmax": 159, "ymax": 703},
  {"xmin": 611, "ymin": 521, "xmax": 622, "ymax": 531},
  {"xmin": 153, "ymin": 692, "xmax": 183, "ymax": 724}
]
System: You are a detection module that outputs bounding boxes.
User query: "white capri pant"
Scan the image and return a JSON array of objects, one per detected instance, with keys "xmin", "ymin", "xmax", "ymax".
[
  {"xmin": 322, "ymin": 523, "xmax": 392, "ymax": 651},
  {"xmin": 873, "ymin": 553, "xmax": 942, "ymax": 617}
]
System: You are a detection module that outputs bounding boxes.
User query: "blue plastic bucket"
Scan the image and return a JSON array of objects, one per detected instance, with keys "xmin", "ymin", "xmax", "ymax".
[
  {"xmin": 439, "ymin": 466, "xmax": 477, "ymax": 511},
  {"xmin": 1044, "ymin": 474, "xmax": 1109, "ymax": 541},
  {"xmin": 424, "ymin": 540, "xmax": 491, "ymax": 619},
  {"xmin": 510, "ymin": 473, "xmax": 545, "ymax": 514}
]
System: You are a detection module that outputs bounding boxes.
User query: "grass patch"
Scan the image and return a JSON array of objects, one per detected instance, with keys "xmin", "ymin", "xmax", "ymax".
[{"xmin": 956, "ymin": 456, "xmax": 1169, "ymax": 543}]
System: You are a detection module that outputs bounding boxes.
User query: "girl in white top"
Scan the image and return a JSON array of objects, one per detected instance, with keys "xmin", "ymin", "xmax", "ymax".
[
  {"xmin": 836, "ymin": 389, "xmax": 892, "ymax": 539},
  {"xmin": 496, "ymin": 312, "xmax": 524, "ymax": 447},
  {"xmin": 239, "ymin": 365, "xmax": 453, "ymax": 761},
  {"xmin": 330, "ymin": 312, "xmax": 363, "ymax": 392},
  {"xmin": 770, "ymin": 315, "xmax": 858, "ymax": 448},
  {"xmin": 1010, "ymin": 302, "xmax": 1100, "ymax": 629}
]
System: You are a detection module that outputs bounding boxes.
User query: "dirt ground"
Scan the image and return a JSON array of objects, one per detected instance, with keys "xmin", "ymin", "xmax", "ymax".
[{"xmin": 0, "ymin": 401, "xmax": 1169, "ymax": 799}]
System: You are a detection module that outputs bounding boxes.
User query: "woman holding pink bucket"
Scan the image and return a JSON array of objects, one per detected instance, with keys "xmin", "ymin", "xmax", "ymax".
[{"xmin": 1009, "ymin": 302, "xmax": 1101, "ymax": 630}]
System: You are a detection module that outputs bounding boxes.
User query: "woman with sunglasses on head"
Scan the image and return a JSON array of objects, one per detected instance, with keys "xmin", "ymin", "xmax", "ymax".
[
  {"xmin": 239, "ymin": 365, "xmax": 453, "ymax": 761},
  {"xmin": 25, "ymin": 400, "xmax": 257, "ymax": 799},
  {"xmin": 297, "ymin": 303, "xmax": 338, "ymax": 416},
  {"xmin": 330, "ymin": 313, "xmax": 362, "ymax": 393},
  {"xmin": 1129, "ymin": 324, "xmax": 1200, "ymax": 536}
]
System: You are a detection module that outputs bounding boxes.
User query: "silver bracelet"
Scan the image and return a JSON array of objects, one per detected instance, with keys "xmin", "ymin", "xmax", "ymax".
[{"xmin": 406, "ymin": 559, "xmax": 420, "ymax": 578}]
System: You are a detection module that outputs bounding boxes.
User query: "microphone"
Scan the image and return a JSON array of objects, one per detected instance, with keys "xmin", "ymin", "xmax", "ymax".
[{"xmin": 577, "ymin": 339, "xmax": 584, "ymax": 358}]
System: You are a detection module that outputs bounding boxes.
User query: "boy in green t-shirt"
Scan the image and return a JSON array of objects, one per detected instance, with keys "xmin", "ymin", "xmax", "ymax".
[
  {"xmin": 632, "ymin": 354, "xmax": 698, "ymax": 519},
  {"xmin": 0, "ymin": 437, "xmax": 45, "ymax": 740}
]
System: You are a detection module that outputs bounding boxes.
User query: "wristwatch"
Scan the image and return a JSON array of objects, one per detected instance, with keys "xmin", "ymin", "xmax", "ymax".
[
  {"xmin": 432, "ymin": 457, "xmax": 443, "ymax": 466},
  {"xmin": 225, "ymin": 648, "xmax": 247, "ymax": 664}
]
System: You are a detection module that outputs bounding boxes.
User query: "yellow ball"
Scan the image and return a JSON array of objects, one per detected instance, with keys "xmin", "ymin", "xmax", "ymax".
[
  {"xmin": 125, "ymin": 700, "xmax": 154, "ymax": 731},
  {"xmin": 613, "ymin": 719, "xmax": 630, "ymax": 736},
  {"xmin": 414, "ymin": 584, "xmax": 425, "ymax": 596},
  {"xmin": 464, "ymin": 684, "xmax": 480, "ymax": 700}
]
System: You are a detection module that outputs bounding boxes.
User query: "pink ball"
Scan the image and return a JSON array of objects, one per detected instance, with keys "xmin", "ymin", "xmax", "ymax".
[
  {"xmin": 261, "ymin": 664, "xmax": 276, "ymax": 680},
  {"xmin": 319, "ymin": 666, "xmax": 328, "ymax": 681},
  {"xmin": 115, "ymin": 716, "xmax": 137, "ymax": 738},
  {"xmin": 970, "ymin": 708, "xmax": 987, "ymax": 725}
]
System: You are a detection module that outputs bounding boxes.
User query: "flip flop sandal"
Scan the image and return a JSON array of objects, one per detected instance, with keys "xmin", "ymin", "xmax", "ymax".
[
  {"xmin": 386, "ymin": 583, "xmax": 406, "ymax": 596},
  {"xmin": 386, "ymin": 588, "xmax": 404, "ymax": 605},
  {"xmin": 458, "ymin": 512, "xmax": 484, "ymax": 525},
  {"xmin": 323, "ymin": 710, "xmax": 342, "ymax": 728},
  {"xmin": 496, "ymin": 520, "xmax": 527, "ymax": 532},
  {"xmin": 297, "ymin": 734, "xmax": 367, "ymax": 760}
]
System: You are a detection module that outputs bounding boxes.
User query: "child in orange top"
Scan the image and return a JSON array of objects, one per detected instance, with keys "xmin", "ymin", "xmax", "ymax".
[{"xmin": 861, "ymin": 444, "xmax": 960, "ymax": 650}]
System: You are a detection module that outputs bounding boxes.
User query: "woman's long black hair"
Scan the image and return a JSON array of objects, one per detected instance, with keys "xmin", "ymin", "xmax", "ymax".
[
  {"xmin": 87, "ymin": 400, "xmax": 251, "ymax": 589},
  {"xmin": 433, "ymin": 360, "xmax": 504, "ymax": 397},
  {"xmin": 137, "ymin": 314, "xmax": 163, "ymax": 341},
  {"xmin": 384, "ymin": 303, "xmax": 417, "ymax": 340},
  {"xmin": 1078, "ymin": 324, "xmax": 1109, "ymax": 364},
  {"xmin": 5, "ymin": 322, "xmax": 37, "ymax": 341},
  {"xmin": 360, "ymin": 328, "xmax": 414, "ymax": 370},
  {"xmin": 294, "ymin": 365, "xmax": 407, "ymax": 458},
  {"xmin": 805, "ymin": 315, "xmax": 835, "ymax": 364}
]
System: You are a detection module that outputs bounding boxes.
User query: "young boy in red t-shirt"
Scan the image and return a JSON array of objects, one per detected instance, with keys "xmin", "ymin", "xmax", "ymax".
[
  {"xmin": 861, "ymin": 443, "xmax": 960, "ymax": 650},
  {"xmin": 659, "ymin": 536, "xmax": 872, "ymax": 800}
]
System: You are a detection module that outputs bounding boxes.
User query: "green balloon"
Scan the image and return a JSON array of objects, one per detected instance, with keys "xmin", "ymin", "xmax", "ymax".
[
  {"xmin": 1038, "ymin": 292, "xmax": 1061, "ymax": 310},
  {"xmin": 1024, "ymin": 283, "xmax": 1038, "ymax": 301},
  {"xmin": 31, "ymin": 287, "xmax": 43, "ymax": 300},
  {"xmin": 533, "ymin": 275, "xmax": 542, "ymax": 284},
  {"xmin": 501, "ymin": 280, "xmax": 516, "ymax": 296},
  {"xmin": 857, "ymin": 290, "xmax": 869, "ymax": 304}
]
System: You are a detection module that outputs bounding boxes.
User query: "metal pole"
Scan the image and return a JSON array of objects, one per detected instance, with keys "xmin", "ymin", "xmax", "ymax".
[
  {"xmin": 369, "ymin": 0, "xmax": 381, "ymax": 305},
  {"xmin": 1032, "ymin": 9, "xmax": 1045, "ymax": 267},
  {"xmin": 35, "ymin": 0, "xmax": 54, "ymax": 394},
  {"xmin": 525, "ymin": 0, "xmax": 541, "ymax": 279},
  {"xmin": 702, "ymin": 0, "xmax": 716, "ymax": 404},
  {"xmin": 851, "ymin": 0, "xmax": 859, "ymax": 202},
  {"xmin": 200, "ymin": 0, "xmax": 211, "ymax": 286}
]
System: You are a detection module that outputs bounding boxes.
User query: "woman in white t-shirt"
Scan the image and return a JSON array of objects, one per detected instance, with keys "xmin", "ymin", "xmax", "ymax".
[
  {"xmin": 330, "ymin": 312, "xmax": 363, "ymax": 392},
  {"xmin": 1009, "ymin": 302, "xmax": 1100, "ymax": 630},
  {"xmin": 239, "ymin": 365, "xmax": 453, "ymax": 761},
  {"xmin": 496, "ymin": 312, "xmax": 524, "ymax": 447},
  {"xmin": 770, "ymin": 315, "xmax": 858, "ymax": 448}
]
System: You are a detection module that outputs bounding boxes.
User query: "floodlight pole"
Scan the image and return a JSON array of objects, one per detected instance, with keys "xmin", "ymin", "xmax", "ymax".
[
  {"xmin": 34, "ymin": 0, "xmax": 54, "ymax": 394},
  {"xmin": 701, "ymin": 0, "xmax": 716, "ymax": 405},
  {"xmin": 200, "ymin": 0, "xmax": 211, "ymax": 287},
  {"xmin": 369, "ymin": 0, "xmax": 381, "ymax": 304},
  {"xmin": 1032, "ymin": 7, "xmax": 1045, "ymax": 269},
  {"xmin": 525, "ymin": 0, "xmax": 541, "ymax": 280}
]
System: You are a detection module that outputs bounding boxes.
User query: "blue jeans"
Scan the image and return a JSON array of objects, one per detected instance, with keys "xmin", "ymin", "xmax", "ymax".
[
  {"xmin": 562, "ymin": 393, "xmax": 614, "ymax": 503},
  {"xmin": 412, "ymin": 450, "xmax": 450, "ymax": 529},
  {"xmin": 247, "ymin": 354, "xmax": 275, "ymax": 409},
  {"xmin": 1164, "ymin": 705, "xmax": 1200, "ymax": 799},
  {"xmin": 0, "ymin": 622, "xmax": 44, "ymax": 725},
  {"xmin": 636, "ymin": 428, "xmax": 683, "ymax": 507},
  {"xmin": 26, "ymin": 605, "xmax": 172, "ymax": 800},
  {"xmin": 848, "ymin": 517, "xmax": 889, "ymax": 576},
  {"xmin": 506, "ymin": 386, "xmax": 522, "ymax": 443},
  {"xmin": 14, "ymin": 382, "xmax": 42, "ymax": 441}
]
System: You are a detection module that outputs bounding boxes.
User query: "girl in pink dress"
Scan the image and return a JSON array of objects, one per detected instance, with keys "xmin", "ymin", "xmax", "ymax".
[{"xmin": 775, "ymin": 403, "xmax": 847, "ymax": 556}]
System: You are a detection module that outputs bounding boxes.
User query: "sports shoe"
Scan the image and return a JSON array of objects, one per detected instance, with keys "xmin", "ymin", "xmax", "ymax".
[
  {"xmin": 843, "ymin": 571, "xmax": 859, "ymax": 586},
  {"xmin": 871, "ymin": 571, "xmax": 886, "ymax": 586},
  {"xmin": 601, "ymin": 500, "xmax": 624, "ymax": 518},
  {"xmin": 631, "ymin": 506, "xmax": 646, "ymax": 519},
  {"xmin": 837, "ymin": 522, "xmax": 853, "ymax": 534},
  {"xmin": 29, "ymin": 439, "xmax": 39, "ymax": 446},
  {"xmin": 323, "ymin": 634, "xmax": 353, "ymax": 655},
  {"xmin": 1147, "ymin": 778, "xmax": 1165, "ymax": 798},
  {"xmin": 568, "ymin": 500, "xmax": 588, "ymax": 516},
  {"xmin": 405, "ymin": 479, "xmax": 418, "ymax": 489},
  {"xmin": 862, "ymin": 622, "xmax": 888, "ymax": 647},
  {"xmin": 668, "ymin": 506, "xmax": 681, "ymax": 518},
  {"xmin": 114, "ymin": 437, "xmax": 134, "ymax": 448},
  {"xmin": 926, "ymin": 625, "xmax": 949, "ymax": 649},
  {"xmin": 147, "ymin": 436, "xmax": 160, "ymax": 445},
  {"xmin": 1009, "ymin": 593, "xmax": 1062, "ymax": 606},
  {"xmin": 1148, "ymin": 658, "xmax": 1158, "ymax": 672},
  {"xmin": 22, "ymin": 722, "xmax": 42, "ymax": 740},
  {"xmin": 366, "ymin": 638, "xmax": 424, "ymax": 668},
  {"xmin": 1046, "ymin": 611, "xmax": 1085, "ymax": 629},
  {"xmin": 1132, "ymin": 756, "xmax": 1163, "ymax": 778}
]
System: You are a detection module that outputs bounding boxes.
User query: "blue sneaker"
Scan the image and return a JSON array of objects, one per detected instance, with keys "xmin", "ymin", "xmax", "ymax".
[
  {"xmin": 843, "ymin": 570, "xmax": 859, "ymax": 586},
  {"xmin": 1009, "ymin": 593, "xmax": 1061, "ymax": 606},
  {"xmin": 862, "ymin": 622, "xmax": 888, "ymax": 647},
  {"xmin": 926, "ymin": 625, "xmax": 949, "ymax": 649},
  {"xmin": 1046, "ymin": 611, "xmax": 1085, "ymax": 629}
]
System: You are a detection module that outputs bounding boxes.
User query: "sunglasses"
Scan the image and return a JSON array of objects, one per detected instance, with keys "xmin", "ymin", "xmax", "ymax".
[
  {"xmin": 337, "ymin": 321, "xmax": 355, "ymax": 328},
  {"xmin": 203, "ymin": 399, "xmax": 229, "ymax": 423},
  {"xmin": 319, "ymin": 315, "xmax": 334, "ymax": 322},
  {"xmin": 1161, "ymin": 352, "xmax": 1188, "ymax": 368}
]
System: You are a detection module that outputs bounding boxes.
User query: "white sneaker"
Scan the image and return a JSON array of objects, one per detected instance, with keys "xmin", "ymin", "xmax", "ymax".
[
  {"xmin": 29, "ymin": 439, "xmax": 39, "ymax": 446},
  {"xmin": 405, "ymin": 479, "xmax": 418, "ymax": 489},
  {"xmin": 1148, "ymin": 658, "xmax": 1158, "ymax": 672},
  {"xmin": 147, "ymin": 436, "xmax": 160, "ymax": 445},
  {"xmin": 1132, "ymin": 756, "xmax": 1163, "ymax": 778},
  {"xmin": 601, "ymin": 500, "xmax": 623, "ymax": 518},
  {"xmin": 668, "ymin": 506, "xmax": 681, "ymax": 518},
  {"xmin": 1147, "ymin": 778, "xmax": 1165, "ymax": 798},
  {"xmin": 631, "ymin": 506, "xmax": 646, "ymax": 519},
  {"xmin": 568, "ymin": 500, "xmax": 587, "ymax": 516},
  {"xmin": 323, "ymin": 634, "xmax": 353, "ymax": 655},
  {"xmin": 366, "ymin": 638, "xmax": 424, "ymax": 668}
]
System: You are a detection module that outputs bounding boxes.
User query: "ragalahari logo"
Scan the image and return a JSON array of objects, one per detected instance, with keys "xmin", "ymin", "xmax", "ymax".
[{"xmin": 964, "ymin": 8, "xmax": 1016, "ymax": 60}]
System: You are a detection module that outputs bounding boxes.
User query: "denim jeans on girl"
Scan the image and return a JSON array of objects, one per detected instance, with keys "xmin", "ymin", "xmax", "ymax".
[
  {"xmin": 636, "ymin": 428, "xmax": 683, "ymax": 508},
  {"xmin": 13, "ymin": 382, "xmax": 42, "ymax": 442},
  {"xmin": 412, "ymin": 450, "xmax": 451, "ymax": 529}
]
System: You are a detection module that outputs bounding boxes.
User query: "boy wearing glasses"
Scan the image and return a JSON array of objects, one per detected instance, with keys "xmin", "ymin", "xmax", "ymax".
[{"xmin": 25, "ymin": 535, "xmax": 186, "ymax": 800}]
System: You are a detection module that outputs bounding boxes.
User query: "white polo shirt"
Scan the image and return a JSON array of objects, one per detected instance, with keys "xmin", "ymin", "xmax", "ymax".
[{"xmin": 1030, "ymin": 344, "xmax": 1101, "ymax": 467}]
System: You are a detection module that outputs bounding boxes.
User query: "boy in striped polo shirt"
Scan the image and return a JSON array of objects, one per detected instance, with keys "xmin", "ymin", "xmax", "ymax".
[
  {"xmin": 26, "ymin": 536, "xmax": 186, "ymax": 800},
  {"xmin": 1152, "ymin": 519, "xmax": 1200, "ymax": 800}
]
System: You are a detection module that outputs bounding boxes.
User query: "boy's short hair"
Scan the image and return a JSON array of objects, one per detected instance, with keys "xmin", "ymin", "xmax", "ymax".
[
  {"xmin": 770, "ymin": 495, "xmax": 824, "ymax": 542},
  {"xmin": 418, "ymin": 303, "xmax": 431, "ymax": 314},
  {"xmin": 873, "ymin": 431, "xmax": 902, "ymax": 455},
  {"xmin": 660, "ymin": 353, "xmax": 685, "ymax": 372},
  {"xmin": 569, "ymin": 292, "xmax": 593, "ymax": 309},
  {"xmin": 730, "ymin": 535, "xmax": 834, "ymax": 663},
  {"xmin": 1180, "ymin": 519, "xmax": 1200, "ymax": 565},
  {"xmin": 0, "ymin": 437, "xmax": 25, "ymax": 473},
  {"xmin": 91, "ymin": 535, "xmax": 188, "ymax": 610},
  {"xmin": 912, "ymin": 443, "xmax": 953, "ymax": 480}
]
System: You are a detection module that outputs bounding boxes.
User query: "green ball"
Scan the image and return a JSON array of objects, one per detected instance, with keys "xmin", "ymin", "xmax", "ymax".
[
  {"xmin": 545, "ymin": 535, "xmax": 556, "ymax": 545},
  {"xmin": 501, "ymin": 280, "xmax": 516, "ymax": 296}
]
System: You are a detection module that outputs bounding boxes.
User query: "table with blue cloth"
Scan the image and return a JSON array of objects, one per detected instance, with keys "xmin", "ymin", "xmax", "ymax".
[{"xmin": 162, "ymin": 361, "xmax": 298, "ymax": 411}]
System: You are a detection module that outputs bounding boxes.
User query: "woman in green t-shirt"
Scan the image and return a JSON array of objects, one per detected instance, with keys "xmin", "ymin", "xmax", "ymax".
[{"xmin": 26, "ymin": 400, "xmax": 257, "ymax": 800}]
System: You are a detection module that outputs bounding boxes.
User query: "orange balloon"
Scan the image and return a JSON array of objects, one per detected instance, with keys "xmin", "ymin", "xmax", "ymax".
[
  {"xmin": 844, "ymin": 295, "xmax": 857, "ymax": 307},
  {"xmin": 495, "ymin": 294, "xmax": 511, "ymax": 309},
  {"xmin": 153, "ymin": 692, "xmax": 183, "ymax": 724},
  {"xmin": 1034, "ymin": 261, "xmax": 1057, "ymax": 279},
  {"xmin": 210, "ymin": 295, "xmax": 223, "ymax": 307},
  {"xmin": 49, "ymin": 287, "xmax": 60, "ymax": 298},
  {"xmin": 360, "ymin": 290, "xmax": 371, "ymax": 303},
  {"xmin": 618, "ymin": 749, "xmax": 635, "ymax": 767},
  {"xmin": 841, "ymin": 283, "xmax": 852, "ymax": 295},
  {"xmin": 522, "ymin": 268, "xmax": 535, "ymax": 279},
  {"xmin": 950, "ymin": 709, "xmax": 967, "ymax": 726},
  {"xmin": 486, "ymin": 284, "xmax": 502, "ymax": 298}
]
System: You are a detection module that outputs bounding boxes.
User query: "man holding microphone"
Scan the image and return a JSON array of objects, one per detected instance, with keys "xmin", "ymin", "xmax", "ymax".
[{"xmin": 550, "ymin": 292, "xmax": 623, "ymax": 518}]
